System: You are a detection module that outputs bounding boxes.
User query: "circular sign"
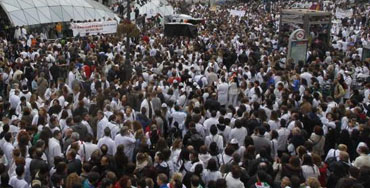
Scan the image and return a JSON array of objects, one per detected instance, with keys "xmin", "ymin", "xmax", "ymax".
[{"xmin": 295, "ymin": 30, "xmax": 305, "ymax": 40}]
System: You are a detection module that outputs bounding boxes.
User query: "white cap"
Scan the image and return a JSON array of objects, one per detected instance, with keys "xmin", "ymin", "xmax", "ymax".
[
  {"xmin": 230, "ymin": 138, "xmax": 238, "ymax": 145},
  {"xmin": 161, "ymin": 103, "xmax": 167, "ymax": 108}
]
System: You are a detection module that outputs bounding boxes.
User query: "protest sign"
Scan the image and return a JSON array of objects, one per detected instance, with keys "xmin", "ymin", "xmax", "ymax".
[{"xmin": 229, "ymin": 9, "xmax": 246, "ymax": 17}]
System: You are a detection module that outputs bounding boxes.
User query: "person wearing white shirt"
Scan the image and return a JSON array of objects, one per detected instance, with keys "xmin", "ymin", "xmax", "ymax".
[
  {"xmin": 48, "ymin": 130, "xmax": 63, "ymax": 167},
  {"xmin": 321, "ymin": 113, "xmax": 336, "ymax": 135},
  {"xmin": 277, "ymin": 119, "xmax": 290, "ymax": 154},
  {"xmin": 97, "ymin": 111, "xmax": 109, "ymax": 140},
  {"xmin": 301, "ymin": 154, "xmax": 320, "ymax": 179},
  {"xmin": 78, "ymin": 134, "xmax": 98, "ymax": 162},
  {"xmin": 344, "ymin": 72, "xmax": 352, "ymax": 99},
  {"xmin": 97, "ymin": 128, "xmax": 116, "ymax": 156},
  {"xmin": 114, "ymin": 127, "xmax": 136, "ymax": 161},
  {"xmin": 170, "ymin": 106, "xmax": 187, "ymax": 130},
  {"xmin": 225, "ymin": 166, "xmax": 245, "ymax": 188},
  {"xmin": 268, "ymin": 112, "xmax": 280, "ymax": 131},
  {"xmin": 203, "ymin": 111, "xmax": 219, "ymax": 136},
  {"xmin": 2, "ymin": 133, "xmax": 14, "ymax": 168},
  {"xmin": 217, "ymin": 119, "xmax": 231, "ymax": 142},
  {"xmin": 140, "ymin": 96, "xmax": 154, "ymax": 119},
  {"xmin": 229, "ymin": 120, "xmax": 248, "ymax": 146},
  {"xmin": 9, "ymin": 166, "xmax": 28, "ymax": 188},
  {"xmin": 81, "ymin": 113, "xmax": 94, "ymax": 137},
  {"xmin": 325, "ymin": 144, "xmax": 348, "ymax": 162},
  {"xmin": 9, "ymin": 90, "xmax": 21, "ymax": 115},
  {"xmin": 205, "ymin": 125, "xmax": 224, "ymax": 153},
  {"xmin": 15, "ymin": 96, "xmax": 32, "ymax": 116},
  {"xmin": 217, "ymin": 78, "xmax": 229, "ymax": 106},
  {"xmin": 194, "ymin": 116, "xmax": 206, "ymax": 138},
  {"xmin": 202, "ymin": 158, "xmax": 222, "ymax": 186},
  {"xmin": 353, "ymin": 146, "xmax": 370, "ymax": 169},
  {"xmin": 67, "ymin": 68, "xmax": 76, "ymax": 89}
]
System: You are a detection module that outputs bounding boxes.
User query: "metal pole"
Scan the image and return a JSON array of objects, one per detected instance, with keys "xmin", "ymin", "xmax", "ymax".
[
  {"xmin": 124, "ymin": 0, "xmax": 132, "ymax": 81},
  {"xmin": 126, "ymin": 0, "xmax": 131, "ymax": 62}
]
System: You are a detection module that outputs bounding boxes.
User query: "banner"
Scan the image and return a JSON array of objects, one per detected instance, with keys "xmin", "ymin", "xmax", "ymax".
[
  {"xmin": 229, "ymin": 9, "xmax": 246, "ymax": 17},
  {"xmin": 335, "ymin": 8, "xmax": 353, "ymax": 19},
  {"xmin": 71, "ymin": 21, "xmax": 118, "ymax": 37}
]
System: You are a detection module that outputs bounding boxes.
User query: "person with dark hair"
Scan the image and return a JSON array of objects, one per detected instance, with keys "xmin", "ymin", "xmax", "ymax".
[
  {"xmin": 205, "ymin": 125, "xmax": 223, "ymax": 153},
  {"xmin": 9, "ymin": 165, "xmax": 28, "ymax": 188},
  {"xmin": 190, "ymin": 175, "xmax": 202, "ymax": 188},
  {"xmin": 301, "ymin": 154, "xmax": 320, "ymax": 179},
  {"xmin": 309, "ymin": 126, "xmax": 325, "ymax": 156},
  {"xmin": 202, "ymin": 158, "xmax": 222, "ymax": 186},
  {"xmin": 83, "ymin": 171, "xmax": 100, "ymax": 188},
  {"xmin": 30, "ymin": 147, "xmax": 48, "ymax": 179},
  {"xmin": 225, "ymin": 165, "xmax": 245, "ymax": 188},
  {"xmin": 66, "ymin": 149, "xmax": 82, "ymax": 175},
  {"xmin": 154, "ymin": 152, "xmax": 170, "ymax": 178},
  {"xmin": 281, "ymin": 156, "xmax": 305, "ymax": 183},
  {"xmin": 72, "ymin": 115, "xmax": 88, "ymax": 140},
  {"xmin": 230, "ymin": 119, "xmax": 248, "ymax": 147},
  {"xmin": 203, "ymin": 111, "xmax": 219, "ymax": 136},
  {"xmin": 1, "ymin": 172, "xmax": 12, "ymax": 188},
  {"xmin": 216, "ymin": 178, "xmax": 227, "ymax": 188},
  {"xmin": 47, "ymin": 130, "xmax": 62, "ymax": 167},
  {"xmin": 251, "ymin": 126, "xmax": 271, "ymax": 153},
  {"xmin": 277, "ymin": 118, "xmax": 290, "ymax": 156},
  {"xmin": 2, "ymin": 132, "xmax": 14, "ymax": 168}
]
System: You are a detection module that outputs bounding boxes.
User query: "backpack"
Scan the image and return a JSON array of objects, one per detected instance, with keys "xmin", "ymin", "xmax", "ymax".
[{"xmin": 219, "ymin": 154, "xmax": 233, "ymax": 174}]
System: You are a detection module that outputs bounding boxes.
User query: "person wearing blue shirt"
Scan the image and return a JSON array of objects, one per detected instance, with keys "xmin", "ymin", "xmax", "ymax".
[{"xmin": 157, "ymin": 173, "xmax": 169, "ymax": 188}]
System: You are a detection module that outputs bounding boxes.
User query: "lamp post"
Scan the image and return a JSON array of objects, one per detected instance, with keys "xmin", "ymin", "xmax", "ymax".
[{"xmin": 124, "ymin": 0, "xmax": 132, "ymax": 81}]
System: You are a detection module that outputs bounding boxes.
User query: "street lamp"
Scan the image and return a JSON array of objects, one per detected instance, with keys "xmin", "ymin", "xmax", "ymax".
[{"xmin": 124, "ymin": 0, "xmax": 132, "ymax": 81}]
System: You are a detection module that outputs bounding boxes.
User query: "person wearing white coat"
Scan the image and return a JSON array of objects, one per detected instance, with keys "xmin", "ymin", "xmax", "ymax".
[
  {"xmin": 202, "ymin": 158, "xmax": 222, "ymax": 186},
  {"xmin": 97, "ymin": 128, "xmax": 116, "ymax": 156},
  {"xmin": 217, "ymin": 78, "xmax": 229, "ymax": 106},
  {"xmin": 78, "ymin": 134, "xmax": 99, "ymax": 162},
  {"xmin": 114, "ymin": 127, "xmax": 136, "ymax": 161},
  {"xmin": 47, "ymin": 131, "xmax": 63, "ymax": 167},
  {"xmin": 97, "ymin": 111, "xmax": 109, "ymax": 140},
  {"xmin": 225, "ymin": 166, "xmax": 245, "ymax": 188},
  {"xmin": 205, "ymin": 125, "xmax": 224, "ymax": 153},
  {"xmin": 2, "ymin": 133, "xmax": 14, "ymax": 168},
  {"xmin": 228, "ymin": 77, "xmax": 239, "ymax": 106}
]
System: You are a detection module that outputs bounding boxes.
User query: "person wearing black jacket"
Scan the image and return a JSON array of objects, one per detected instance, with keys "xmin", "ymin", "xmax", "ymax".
[
  {"xmin": 30, "ymin": 148, "xmax": 48, "ymax": 179},
  {"xmin": 327, "ymin": 151, "xmax": 351, "ymax": 188}
]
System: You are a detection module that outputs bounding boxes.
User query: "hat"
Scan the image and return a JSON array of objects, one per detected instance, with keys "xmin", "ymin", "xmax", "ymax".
[
  {"xmin": 173, "ymin": 80, "xmax": 178, "ymax": 84},
  {"xmin": 230, "ymin": 139, "xmax": 238, "ymax": 145},
  {"xmin": 161, "ymin": 103, "xmax": 167, "ymax": 108}
]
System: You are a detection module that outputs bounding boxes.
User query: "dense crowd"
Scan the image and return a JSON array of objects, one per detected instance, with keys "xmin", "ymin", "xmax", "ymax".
[{"xmin": 0, "ymin": 0, "xmax": 370, "ymax": 188}]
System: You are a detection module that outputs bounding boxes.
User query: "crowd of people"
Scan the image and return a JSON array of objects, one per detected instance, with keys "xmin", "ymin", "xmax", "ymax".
[{"xmin": 0, "ymin": 0, "xmax": 370, "ymax": 188}]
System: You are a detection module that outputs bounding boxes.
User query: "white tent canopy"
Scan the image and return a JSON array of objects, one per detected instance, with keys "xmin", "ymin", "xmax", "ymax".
[
  {"xmin": 135, "ymin": 0, "xmax": 174, "ymax": 19},
  {"xmin": 0, "ymin": 0, "xmax": 116, "ymax": 26}
]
